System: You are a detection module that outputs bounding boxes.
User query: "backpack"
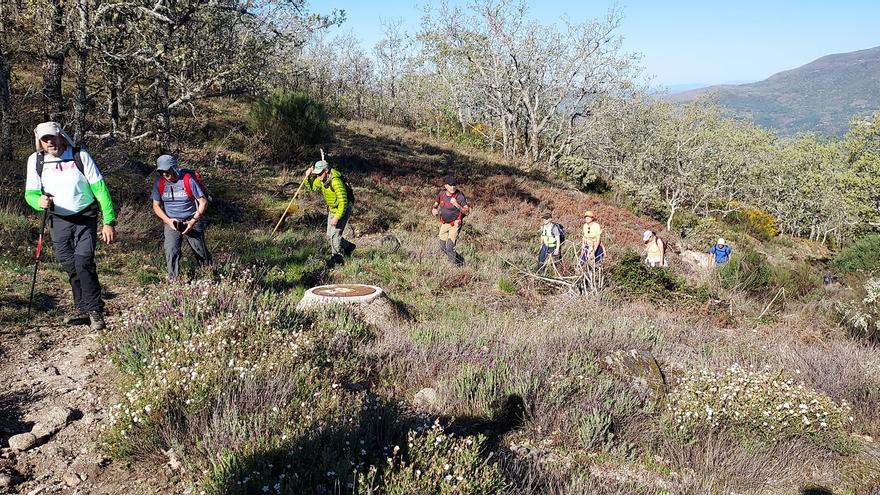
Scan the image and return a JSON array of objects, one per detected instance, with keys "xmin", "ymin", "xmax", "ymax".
[
  {"xmin": 36, "ymin": 147, "xmax": 85, "ymax": 178},
  {"xmin": 437, "ymin": 191, "xmax": 466, "ymax": 223},
  {"xmin": 158, "ymin": 168, "xmax": 211, "ymax": 202},
  {"xmin": 555, "ymin": 223, "xmax": 567, "ymax": 245}
]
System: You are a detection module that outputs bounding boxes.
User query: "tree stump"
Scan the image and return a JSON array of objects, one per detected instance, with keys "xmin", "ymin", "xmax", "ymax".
[{"xmin": 297, "ymin": 284, "xmax": 403, "ymax": 330}]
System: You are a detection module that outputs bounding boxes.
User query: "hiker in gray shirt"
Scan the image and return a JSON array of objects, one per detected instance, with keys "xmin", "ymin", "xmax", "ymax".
[{"xmin": 150, "ymin": 155, "xmax": 212, "ymax": 278}]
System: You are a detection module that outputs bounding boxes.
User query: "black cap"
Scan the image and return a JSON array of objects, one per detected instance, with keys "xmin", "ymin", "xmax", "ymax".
[
  {"xmin": 542, "ymin": 211, "xmax": 552, "ymax": 219},
  {"xmin": 443, "ymin": 175, "xmax": 457, "ymax": 186}
]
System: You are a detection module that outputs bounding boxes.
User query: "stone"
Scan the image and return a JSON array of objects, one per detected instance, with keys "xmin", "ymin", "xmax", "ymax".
[
  {"xmin": 69, "ymin": 453, "xmax": 106, "ymax": 479},
  {"xmin": 0, "ymin": 473, "xmax": 12, "ymax": 488},
  {"xmin": 413, "ymin": 388, "xmax": 439, "ymax": 410},
  {"xmin": 603, "ymin": 350, "xmax": 667, "ymax": 407},
  {"xmin": 31, "ymin": 407, "xmax": 73, "ymax": 439},
  {"xmin": 62, "ymin": 471, "xmax": 81, "ymax": 487},
  {"xmin": 8, "ymin": 433, "xmax": 37, "ymax": 452}
]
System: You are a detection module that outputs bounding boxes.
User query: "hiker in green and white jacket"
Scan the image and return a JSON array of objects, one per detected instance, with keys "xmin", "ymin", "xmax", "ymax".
[
  {"xmin": 304, "ymin": 158, "xmax": 355, "ymax": 264},
  {"xmin": 24, "ymin": 122, "xmax": 116, "ymax": 330}
]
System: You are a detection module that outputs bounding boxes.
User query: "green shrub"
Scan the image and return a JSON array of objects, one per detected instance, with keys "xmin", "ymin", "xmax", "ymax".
[
  {"xmin": 497, "ymin": 277, "xmax": 516, "ymax": 294},
  {"xmin": 830, "ymin": 234, "xmax": 880, "ymax": 275},
  {"xmin": 450, "ymin": 362, "xmax": 512, "ymax": 417},
  {"xmin": 716, "ymin": 249, "xmax": 772, "ymax": 294},
  {"xmin": 664, "ymin": 364, "xmax": 852, "ymax": 445},
  {"xmin": 609, "ymin": 250, "xmax": 684, "ymax": 299},
  {"xmin": 837, "ymin": 277, "xmax": 880, "ymax": 341},
  {"xmin": 558, "ymin": 154, "xmax": 609, "ymax": 193},
  {"xmin": 248, "ymin": 92, "xmax": 330, "ymax": 162}
]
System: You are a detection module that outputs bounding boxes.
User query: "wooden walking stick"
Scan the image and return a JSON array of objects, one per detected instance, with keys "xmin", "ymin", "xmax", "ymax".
[{"xmin": 272, "ymin": 177, "xmax": 307, "ymax": 236}]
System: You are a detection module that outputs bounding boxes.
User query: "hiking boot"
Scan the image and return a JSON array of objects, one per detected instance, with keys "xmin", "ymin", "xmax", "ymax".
[
  {"xmin": 343, "ymin": 241, "xmax": 357, "ymax": 256},
  {"xmin": 327, "ymin": 254, "xmax": 345, "ymax": 268},
  {"xmin": 88, "ymin": 311, "xmax": 106, "ymax": 331},
  {"xmin": 63, "ymin": 312, "xmax": 90, "ymax": 326}
]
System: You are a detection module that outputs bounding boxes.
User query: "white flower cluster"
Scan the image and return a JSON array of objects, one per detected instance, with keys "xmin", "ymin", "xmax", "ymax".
[{"xmin": 666, "ymin": 364, "xmax": 851, "ymax": 440}]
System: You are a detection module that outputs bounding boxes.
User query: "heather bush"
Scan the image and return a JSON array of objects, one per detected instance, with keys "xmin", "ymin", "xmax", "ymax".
[
  {"xmin": 358, "ymin": 420, "xmax": 507, "ymax": 494},
  {"xmin": 664, "ymin": 364, "xmax": 852, "ymax": 445}
]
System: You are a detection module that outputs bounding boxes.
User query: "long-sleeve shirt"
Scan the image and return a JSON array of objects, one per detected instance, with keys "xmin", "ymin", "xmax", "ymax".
[{"xmin": 24, "ymin": 148, "xmax": 116, "ymax": 224}]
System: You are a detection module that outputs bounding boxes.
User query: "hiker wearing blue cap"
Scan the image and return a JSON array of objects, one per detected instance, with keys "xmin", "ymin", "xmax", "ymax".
[
  {"xmin": 151, "ymin": 154, "xmax": 212, "ymax": 278},
  {"xmin": 304, "ymin": 156, "xmax": 355, "ymax": 265}
]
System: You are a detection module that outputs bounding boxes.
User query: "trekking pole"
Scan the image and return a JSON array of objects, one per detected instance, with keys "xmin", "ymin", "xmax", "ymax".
[
  {"xmin": 27, "ymin": 205, "xmax": 51, "ymax": 318},
  {"xmin": 271, "ymin": 177, "xmax": 307, "ymax": 236}
]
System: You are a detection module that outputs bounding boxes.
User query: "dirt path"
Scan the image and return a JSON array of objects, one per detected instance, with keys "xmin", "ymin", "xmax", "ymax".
[{"xmin": 0, "ymin": 286, "xmax": 179, "ymax": 494}]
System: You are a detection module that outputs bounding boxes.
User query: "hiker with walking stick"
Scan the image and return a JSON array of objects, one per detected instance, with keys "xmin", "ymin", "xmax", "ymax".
[
  {"xmin": 303, "ymin": 153, "xmax": 355, "ymax": 266},
  {"xmin": 24, "ymin": 122, "xmax": 116, "ymax": 330}
]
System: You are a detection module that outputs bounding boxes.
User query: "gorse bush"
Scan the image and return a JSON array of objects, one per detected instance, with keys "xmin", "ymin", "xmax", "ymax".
[
  {"xmin": 664, "ymin": 364, "xmax": 852, "ymax": 444},
  {"xmin": 831, "ymin": 234, "xmax": 880, "ymax": 275},
  {"xmin": 249, "ymin": 91, "xmax": 330, "ymax": 162},
  {"xmin": 726, "ymin": 205, "xmax": 778, "ymax": 242},
  {"xmin": 609, "ymin": 250, "xmax": 683, "ymax": 299}
]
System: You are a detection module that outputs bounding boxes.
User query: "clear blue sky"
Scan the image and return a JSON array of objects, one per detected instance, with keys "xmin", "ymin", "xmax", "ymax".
[{"xmin": 316, "ymin": 0, "xmax": 880, "ymax": 88}]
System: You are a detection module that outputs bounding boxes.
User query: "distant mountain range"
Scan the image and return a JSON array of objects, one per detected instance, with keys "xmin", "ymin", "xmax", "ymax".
[{"xmin": 668, "ymin": 46, "xmax": 880, "ymax": 136}]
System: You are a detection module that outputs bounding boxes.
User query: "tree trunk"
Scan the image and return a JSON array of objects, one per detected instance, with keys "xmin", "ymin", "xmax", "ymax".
[
  {"xmin": 42, "ymin": 0, "xmax": 68, "ymax": 122},
  {"xmin": 0, "ymin": 59, "xmax": 13, "ymax": 160},
  {"xmin": 72, "ymin": 0, "xmax": 90, "ymax": 143},
  {"xmin": 155, "ymin": 73, "xmax": 171, "ymax": 148}
]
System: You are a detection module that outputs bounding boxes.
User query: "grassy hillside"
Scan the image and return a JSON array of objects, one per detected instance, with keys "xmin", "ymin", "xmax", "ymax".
[
  {"xmin": 1, "ymin": 107, "xmax": 879, "ymax": 494},
  {"xmin": 670, "ymin": 46, "xmax": 880, "ymax": 136}
]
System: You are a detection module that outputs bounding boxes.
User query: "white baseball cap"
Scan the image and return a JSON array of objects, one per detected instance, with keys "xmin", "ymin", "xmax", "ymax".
[
  {"xmin": 717, "ymin": 238, "xmax": 726, "ymax": 245},
  {"xmin": 643, "ymin": 230, "xmax": 653, "ymax": 242}
]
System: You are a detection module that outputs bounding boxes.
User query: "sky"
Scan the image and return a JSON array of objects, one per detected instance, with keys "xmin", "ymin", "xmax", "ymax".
[{"xmin": 316, "ymin": 0, "xmax": 880, "ymax": 89}]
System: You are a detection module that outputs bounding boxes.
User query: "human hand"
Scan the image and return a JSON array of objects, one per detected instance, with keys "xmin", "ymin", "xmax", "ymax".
[
  {"xmin": 181, "ymin": 218, "xmax": 198, "ymax": 234},
  {"xmin": 431, "ymin": 207, "xmax": 438, "ymax": 217},
  {"xmin": 330, "ymin": 216, "xmax": 338, "ymax": 227},
  {"xmin": 39, "ymin": 194, "xmax": 53, "ymax": 209},
  {"xmin": 101, "ymin": 224, "xmax": 116, "ymax": 244},
  {"xmin": 449, "ymin": 197, "xmax": 461, "ymax": 208},
  {"xmin": 554, "ymin": 248, "xmax": 560, "ymax": 256}
]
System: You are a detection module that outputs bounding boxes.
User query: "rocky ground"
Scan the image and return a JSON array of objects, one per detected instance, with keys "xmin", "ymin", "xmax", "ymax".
[{"xmin": 0, "ymin": 288, "xmax": 182, "ymax": 494}]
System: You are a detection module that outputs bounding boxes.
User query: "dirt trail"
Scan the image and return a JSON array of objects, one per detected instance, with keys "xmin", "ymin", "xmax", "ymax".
[{"xmin": 0, "ymin": 288, "xmax": 179, "ymax": 494}]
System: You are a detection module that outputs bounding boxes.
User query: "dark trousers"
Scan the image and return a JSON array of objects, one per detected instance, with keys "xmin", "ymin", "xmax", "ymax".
[
  {"xmin": 49, "ymin": 210, "xmax": 103, "ymax": 313},
  {"xmin": 164, "ymin": 221, "xmax": 212, "ymax": 278},
  {"xmin": 538, "ymin": 244, "xmax": 561, "ymax": 266}
]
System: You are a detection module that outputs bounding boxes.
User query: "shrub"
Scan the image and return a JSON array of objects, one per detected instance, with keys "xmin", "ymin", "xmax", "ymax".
[
  {"xmin": 558, "ymin": 154, "xmax": 608, "ymax": 193},
  {"xmin": 609, "ymin": 250, "xmax": 684, "ymax": 299},
  {"xmin": 837, "ymin": 277, "xmax": 880, "ymax": 341},
  {"xmin": 726, "ymin": 205, "xmax": 778, "ymax": 241},
  {"xmin": 830, "ymin": 234, "xmax": 880, "ymax": 275},
  {"xmin": 358, "ymin": 420, "xmax": 507, "ymax": 494},
  {"xmin": 248, "ymin": 92, "xmax": 330, "ymax": 162},
  {"xmin": 716, "ymin": 249, "xmax": 772, "ymax": 294},
  {"xmin": 664, "ymin": 364, "xmax": 852, "ymax": 445}
]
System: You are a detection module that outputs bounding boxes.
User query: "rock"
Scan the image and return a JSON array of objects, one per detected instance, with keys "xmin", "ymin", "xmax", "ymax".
[
  {"xmin": 603, "ymin": 350, "xmax": 667, "ymax": 407},
  {"xmin": 8, "ymin": 433, "xmax": 37, "ymax": 452},
  {"xmin": 69, "ymin": 453, "xmax": 105, "ymax": 479},
  {"xmin": 680, "ymin": 249, "xmax": 713, "ymax": 271},
  {"xmin": 0, "ymin": 473, "xmax": 13, "ymax": 488},
  {"xmin": 413, "ymin": 388, "xmax": 439, "ymax": 411},
  {"xmin": 31, "ymin": 407, "xmax": 73, "ymax": 439},
  {"xmin": 62, "ymin": 471, "xmax": 81, "ymax": 487}
]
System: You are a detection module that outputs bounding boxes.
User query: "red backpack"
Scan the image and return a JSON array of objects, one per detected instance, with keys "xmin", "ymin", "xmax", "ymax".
[{"xmin": 157, "ymin": 168, "xmax": 211, "ymax": 202}]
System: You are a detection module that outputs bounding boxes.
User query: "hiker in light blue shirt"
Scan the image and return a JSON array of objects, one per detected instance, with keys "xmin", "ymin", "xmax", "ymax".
[
  {"xmin": 151, "ymin": 155, "xmax": 212, "ymax": 278},
  {"xmin": 710, "ymin": 238, "xmax": 732, "ymax": 266}
]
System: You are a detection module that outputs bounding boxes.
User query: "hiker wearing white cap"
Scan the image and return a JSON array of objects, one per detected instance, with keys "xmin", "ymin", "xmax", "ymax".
[
  {"xmin": 643, "ymin": 230, "xmax": 667, "ymax": 268},
  {"xmin": 151, "ymin": 154, "xmax": 212, "ymax": 278},
  {"xmin": 709, "ymin": 238, "xmax": 732, "ymax": 266},
  {"xmin": 24, "ymin": 121, "xmax": 116, "ymax": 330},
  {"xmin": 304, "ymin": 157, "xmax": 355, "ymax": 265},
  {"xmin": 579, "ymin": 210, "xmax": 604, "ymax": 267}
]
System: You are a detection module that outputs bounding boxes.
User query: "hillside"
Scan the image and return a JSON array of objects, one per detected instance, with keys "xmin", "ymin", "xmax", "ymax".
[
  {"xmin": 670, "ymin": 46, "xmax": 880, "ymax": 136},
  {"xmin": 1, "ymin": 113, "xmax": 879, "ymax": 494}
]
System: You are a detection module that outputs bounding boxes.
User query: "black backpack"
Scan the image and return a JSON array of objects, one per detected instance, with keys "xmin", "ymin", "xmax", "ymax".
[{"xmin": 554, "ymin": 223, "xmax": 566, "ymax": 245}]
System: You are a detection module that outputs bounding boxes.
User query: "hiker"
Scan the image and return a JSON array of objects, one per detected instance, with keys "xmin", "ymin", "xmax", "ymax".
[
  {"xmin": 151, "ymin": 155, "xmax": 212, "ymax": 278},
  {"xmin": 579, "ymin": 210, "xmax": 604, "ymax": 266},
  {"xmin": 643, "ymin": 230, "xmax": 667, "ymax": 268},
  {"xmin": 431, "ymin": 175, "xmax": 470, "ymax": 265},
  {"xmin": 709, "ymin": 238, "xmax": 732, "ymax": 266},
  {"xmin": 24, "ymin": 122, "xmax": 116, "ymax": 330},
  {"xmin": 305, "ymin": 158, "xmax": 354, "ymax": 264},
  {"xmin": 537, "ymin": 211, "xmax": 563, "ymax": 270}
]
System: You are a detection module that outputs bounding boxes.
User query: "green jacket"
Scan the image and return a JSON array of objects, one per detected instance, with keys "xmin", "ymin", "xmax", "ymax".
[{"xmin": 306, "ymin": 168, "xmax": 350, "ymax": 218}]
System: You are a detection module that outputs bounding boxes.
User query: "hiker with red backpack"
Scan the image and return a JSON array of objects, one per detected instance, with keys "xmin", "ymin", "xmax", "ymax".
[
  {"xmin": 24, "ymin": 122, "xmax": 116, "ymax": 330},
  {"xmin": 151, "ymin": 155, "xmax": 212, "ymax": 278},
  {"xmin": 431, "ymin": 175, "xmax": 470, "ymax": 265}
]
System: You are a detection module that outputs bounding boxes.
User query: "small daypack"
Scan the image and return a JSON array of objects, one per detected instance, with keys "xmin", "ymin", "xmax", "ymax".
[
  {"xmin": 36, "ymin": 147, "xmax": 85, "ymax": 178},
  {"xmin": 437, "ymin": 191, "xmax": 466, "ymax": 223},
  {"xmin": 158, "ymin": 168, "xmax": 212, "ymax": 202}
]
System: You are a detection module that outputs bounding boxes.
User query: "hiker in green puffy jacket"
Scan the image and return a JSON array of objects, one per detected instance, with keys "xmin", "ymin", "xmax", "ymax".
[{"xmin": 304, "ymin": 159, "xmax": 355, "ymax": 264}]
